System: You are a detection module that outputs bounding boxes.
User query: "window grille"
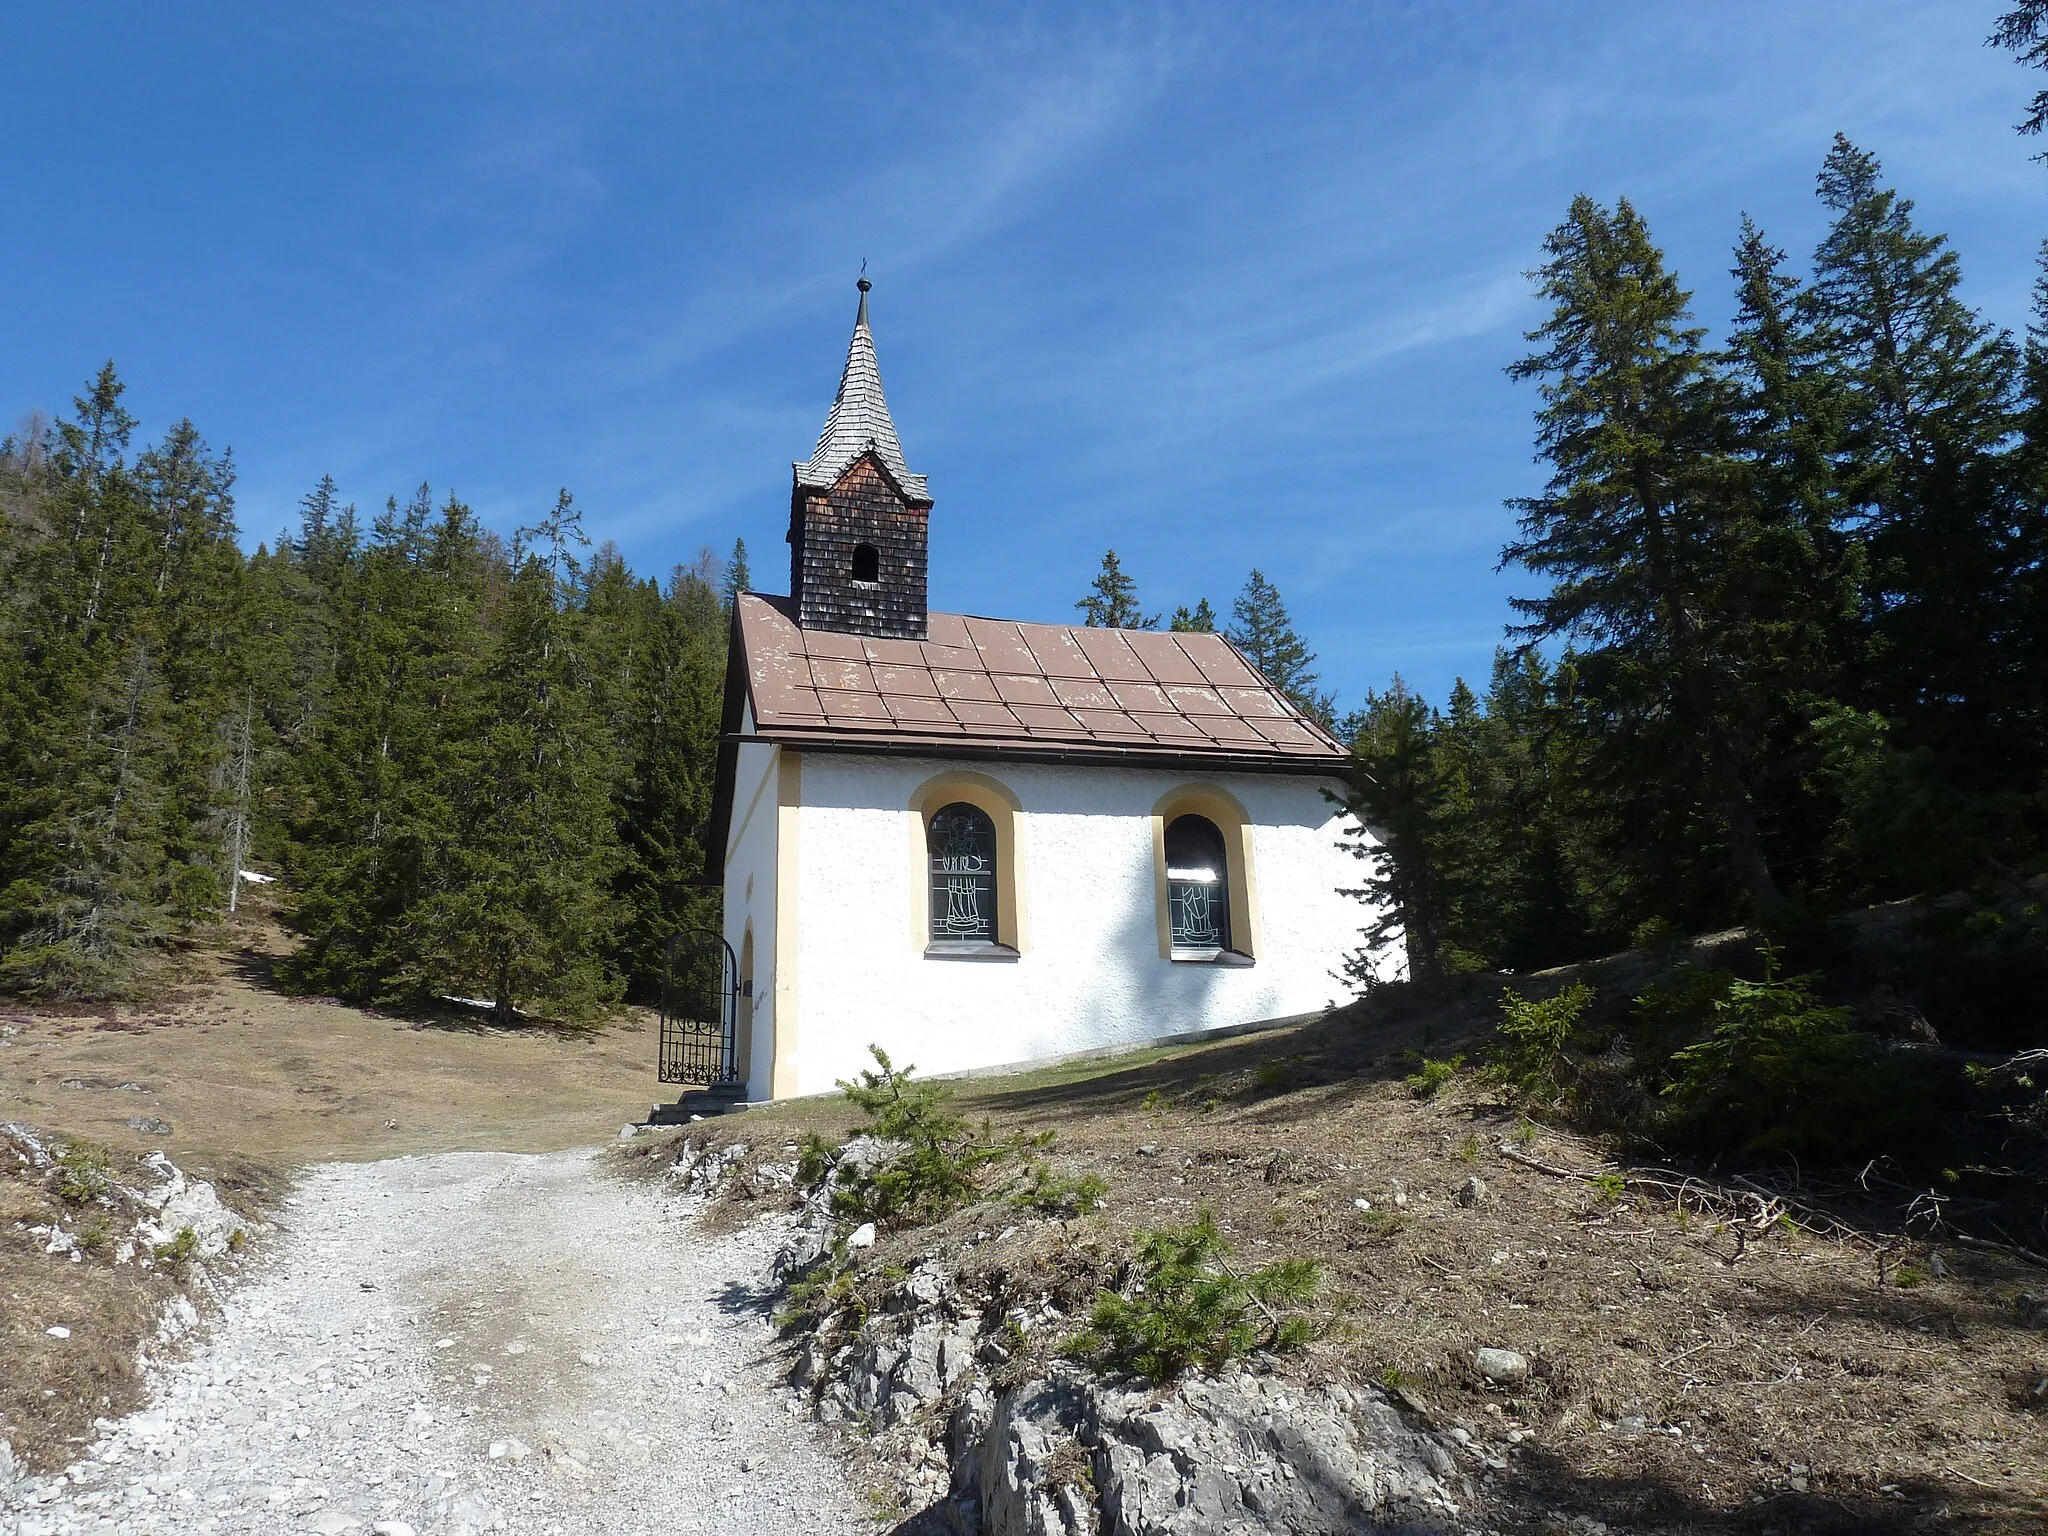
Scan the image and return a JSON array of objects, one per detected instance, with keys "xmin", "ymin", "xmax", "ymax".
[
  {"xmin": 928, "ymin": 802, "xmax": 998, "ymax": 943},
  {"xmin": 1165, "ymin": 814, "xmax": 1229, "ymax": 953}
]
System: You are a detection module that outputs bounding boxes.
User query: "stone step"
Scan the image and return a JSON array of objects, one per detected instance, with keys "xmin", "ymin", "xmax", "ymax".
[{"xmin": 645, "ymin": 1085, "xmax": 749, "ymax": 1125}]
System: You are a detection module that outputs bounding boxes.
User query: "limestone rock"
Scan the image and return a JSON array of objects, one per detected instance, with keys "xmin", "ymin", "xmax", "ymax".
[
  {"xmin": 1456, "ymin": 1176, "xmax": 1487, "ymax": 1208},
  {"xmin": 980, "ymin": 1372, "xmax": 1097, "ymax": 1536},
  {"xmin": 964, "ymin": 1368, "xmax": 1463, "ymax": 1536},
  {"xmin": 1473, "ymin": 1348, "xmax": 1529, "ymax": 1385},
  {"xmin": 134, "ymin": 1154, "xmax": 248, "ymax": 1261}
]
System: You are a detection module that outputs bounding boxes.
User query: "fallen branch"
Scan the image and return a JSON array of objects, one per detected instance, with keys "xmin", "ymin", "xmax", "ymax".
[
  {"xmin": 1498, "ymin": 1144, "xmax": 1781, "ymax": 1234},
  {"xmin": 1496, "ymin": 1144, "xmax": 1609, "ymax": 1180},
  {"xmin": 1417, "ymin": 1251, "xmax": 1465, "ymax": 1280},
  {"xmin": 1952, "ymin": 1230, "xmax": 2048, "ymax": 1272}
]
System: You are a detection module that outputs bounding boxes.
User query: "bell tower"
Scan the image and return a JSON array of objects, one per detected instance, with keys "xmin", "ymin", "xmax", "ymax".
[{"xmin": 786, "ymin": 276, "xmax": 933, "ymax": 640}]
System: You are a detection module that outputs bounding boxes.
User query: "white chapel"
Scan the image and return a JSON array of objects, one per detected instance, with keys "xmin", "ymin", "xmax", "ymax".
[{"xmin": 704, "ymin": 279, "xmax": 1393, "ymax": 1102}]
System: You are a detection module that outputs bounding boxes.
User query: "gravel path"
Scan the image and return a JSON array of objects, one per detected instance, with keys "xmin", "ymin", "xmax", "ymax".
[{"xmin": 3, "ymin": 1149, "xmax": 868, "ymax": 1536}]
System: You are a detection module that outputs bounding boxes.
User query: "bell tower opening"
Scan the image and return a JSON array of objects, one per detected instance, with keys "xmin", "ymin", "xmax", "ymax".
[{"xmin": 786, "ymin": 275, "xmax": 933, "ymax": 639}]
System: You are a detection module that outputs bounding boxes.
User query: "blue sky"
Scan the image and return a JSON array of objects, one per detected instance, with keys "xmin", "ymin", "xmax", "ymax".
[{"xmin": 3, "ymin": 3, "xmax": 2038, "ymax": 708}]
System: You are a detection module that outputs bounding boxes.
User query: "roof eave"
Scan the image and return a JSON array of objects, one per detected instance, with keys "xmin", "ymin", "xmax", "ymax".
[{"xmin": 727, "ymin": 727, "xmax": 1350, "ymax": 778}]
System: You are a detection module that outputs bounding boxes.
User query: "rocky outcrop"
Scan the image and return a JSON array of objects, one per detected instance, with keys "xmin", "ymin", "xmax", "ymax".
[
  {"xmin": 670, "ymin": 1131, "xmax": 1481, "ymax": 1536},
  {"xmin": 953, "ymin": 1366, "xmax": 1465, "ymax": 1536}
]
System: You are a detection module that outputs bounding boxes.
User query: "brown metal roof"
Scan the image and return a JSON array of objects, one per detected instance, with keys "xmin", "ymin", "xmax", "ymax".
[{"xmin": 731, "ymin": 593, "xmax": 1348, "ymax": 770}]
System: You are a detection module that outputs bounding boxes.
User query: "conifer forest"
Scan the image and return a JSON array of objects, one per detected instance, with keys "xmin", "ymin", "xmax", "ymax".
[
  {"xmin": 2, "ymin": 128, "xmax": 2045, "ymax": 1067},
  {"xmin": 0, "ymin": 388, "xmax": 733, "ymax": 1019}
]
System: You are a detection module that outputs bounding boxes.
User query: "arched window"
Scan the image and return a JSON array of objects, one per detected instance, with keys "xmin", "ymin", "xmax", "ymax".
[
  {"xmin": 1165, "ymin": 814, "xmax": 1230, "ymax": 955},
  {"xmin": 928, "ymin": 802, "xmax": 998, "ymax": 945},
  {"xmin": 851, "ymin": 542, "xmax": 880, "ymax": 583}
]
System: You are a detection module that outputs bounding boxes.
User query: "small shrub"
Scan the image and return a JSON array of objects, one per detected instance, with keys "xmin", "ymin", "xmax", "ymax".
[
  {"xmin": 1356, "ymin": 1208, "xmax": 1407, "ymax": 1241},
  {"xmin": 794, "ymin": 1131, "xmax": 834, "ymax": 1192},
  {"xmin": 1660, "ymin": 946, "xmax": 1927, "ymax": 1160},
  {"xmin": 1588, "ymin": 1172, "xmax": 1626, "ymax": 1204},
  {"xmin": 1251, "ymin": 1058, "xmax": 1293, "ymax": 1094},
  {"xmin": 832, "ymin": 1046, "xmax": 1006, "ymax": 1227},
  {"xmin": 1493, "ymin": 981, "xmax": 1595, "ymax": 1101},
  {"xmin": 777, "ymin": 1238, "xmax": 865, "ymax": 1331},
  {"xmin": 1014, "ymin": 1162, "xmax": 1107, "ymax": 1219},
  {"xmin": 76, "ymin": 1218, "xmax": 110, "ymax": 1254},
  {"xmin": 1140, "ymin": 1089, "xmax": 1168, "ymax": 1113},
  {"xmin": 1456, "ymin": 1132, "xmax": 1481, "ymax": 1162},
  {"xmin": 54, "ymin": 1138, "xmax": 113, "ymax": 1205},
  {"xmin": 1402, "ymin": 1053, "xmax": 1464, "ymax": 1099},
  {"xmin": 1068, "ymin": 1208, "xmax": 1319, "ymax": 1383},
  {"xmin": 1628, "ymin": 964, "xmax": 1734, "ymax": 1083},
  {"xmin": 151, "ymin": 1226, "xmax": 198, "ymax": 1280}
]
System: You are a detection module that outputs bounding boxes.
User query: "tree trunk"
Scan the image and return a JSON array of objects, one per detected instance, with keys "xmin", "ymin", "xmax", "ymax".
[{"xmin": 1706, "ymin": 732, "xmax": 1779, "ymax": 906}]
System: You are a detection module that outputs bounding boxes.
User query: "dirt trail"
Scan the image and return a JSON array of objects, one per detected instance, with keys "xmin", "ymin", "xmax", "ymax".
[{"xmin": 3, "ymin": 1149, "xmax": 865, "ymax": 1536}]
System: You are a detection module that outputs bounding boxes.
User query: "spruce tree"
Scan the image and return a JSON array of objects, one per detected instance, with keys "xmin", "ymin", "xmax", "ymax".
[
  {"xmin": 1076, "ymin": 550, "xmax": 1158, "ymax": 629},
  {"xmin": 1992, "ymin": 4, "xmax": 2048, "ymax": 149},
  {"xmin": 607, "ymin": 562, "xmax": 727, "ymax": 999},
  {"xmin": 1505, "ymin": 194, "xmax": 1779, "ymax": 909},
  {"xmin": 283, "ymin": 487, "xmax": 486, "ymax": 1002},
  {"xmin": 721, "ymin": 538, "xmax": 751, "ymax": 610},
  {"xmin": 1168, "ymin": 598, "xmax": 1216, "ymax": 632},
  {"xmin": 1339, "ymin": 679, "xmax": 1446, "ymax": 988},
  {"xmin": 404, "ymin": 492, "xmax": 624, "ymax": 1022},
  {"xmin": 1226, "ymin": 570, "xmax": 1334, "ymax": 727},
  {"xmin": 133, "ymin": 419, "xmax": 243, "ymax": 918},
  {"xmin": 0, "ymin": 369, "xmax": 240, "ymax": 996},
  {"xmin": 2007, "ymin": 244, "xmax": 2048, "ymax": 819},
  {"xmin": 1472, "ymin": 651, "xmax": 1604, "ymax": 967},
  {"xmin": 1802, "ymin": 135, "xmax": 2023, "ymax": 786}
]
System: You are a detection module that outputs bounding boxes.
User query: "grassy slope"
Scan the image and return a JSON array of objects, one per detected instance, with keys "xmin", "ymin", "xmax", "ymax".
[{"xmin": 665, "ymin": 986, "xmax": 2048, "ymax": 1536}]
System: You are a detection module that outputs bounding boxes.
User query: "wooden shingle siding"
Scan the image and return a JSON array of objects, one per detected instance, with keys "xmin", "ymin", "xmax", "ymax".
[{"xmin": 790, "ymin": 455, "xmax": 932, "ymax": 641}]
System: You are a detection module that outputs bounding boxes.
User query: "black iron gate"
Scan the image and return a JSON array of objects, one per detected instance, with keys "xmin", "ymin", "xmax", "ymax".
[{"xmin": 658, "ymin": 927, "xmax": 742, "ymax": 1087}]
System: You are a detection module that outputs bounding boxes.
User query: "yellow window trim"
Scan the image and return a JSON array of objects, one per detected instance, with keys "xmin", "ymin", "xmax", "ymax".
[
  {"xmin": 1150, "ymin": 782, "xmax": 1262, "ymax": 961},
  {"xmin": 906, "ymin": 769, "xmax": 1028, "ymax": 953}
]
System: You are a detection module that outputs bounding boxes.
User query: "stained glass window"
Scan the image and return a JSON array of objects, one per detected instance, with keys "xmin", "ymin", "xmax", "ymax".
[
  {"xmin": 928, "ymin": 802, "xmax": 998, "ymax": 944},
  {"xmin": 1165, "ymin": 814, "xmax": 1229, "ymax": 953}
]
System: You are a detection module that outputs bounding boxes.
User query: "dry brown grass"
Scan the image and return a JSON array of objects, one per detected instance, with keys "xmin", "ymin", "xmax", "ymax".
[
  {"xmin": 659, "ymin": 993, "xmax": 2048, "ymax": 1536},
  {"xmin": 0, "ymin": 1132, "xmax": 199, "ymax": 1471},
  {"xmin": 0, "ymin": 910, "xmax": 667, "ymax": 1473}
]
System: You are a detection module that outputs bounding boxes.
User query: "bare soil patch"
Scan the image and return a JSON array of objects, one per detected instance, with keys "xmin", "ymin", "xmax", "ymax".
[{"xmin": 647, "ymin": 992, "xmax": 2048, "ymax": 1535}]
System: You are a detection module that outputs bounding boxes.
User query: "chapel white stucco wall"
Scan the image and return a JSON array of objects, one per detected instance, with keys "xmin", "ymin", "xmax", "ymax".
[
  {"xmin": 734, "ymin": 752, "xmax": 1391, "ymax": 1099},
  {"xmin": 719, "ymin": 705, "xmax": 783, "ymax": 1102}
]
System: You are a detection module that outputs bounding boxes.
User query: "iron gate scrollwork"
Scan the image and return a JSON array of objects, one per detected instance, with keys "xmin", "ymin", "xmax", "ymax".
[{"xmin": 658, "ymin": 927, "xmax": 742, "ymax": 1087}]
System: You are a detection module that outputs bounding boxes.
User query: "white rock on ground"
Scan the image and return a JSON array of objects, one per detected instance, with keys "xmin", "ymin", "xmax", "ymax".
[{"xmin": 0, "ymin": 1149, "xmax": 866, "ymax": 1535}]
